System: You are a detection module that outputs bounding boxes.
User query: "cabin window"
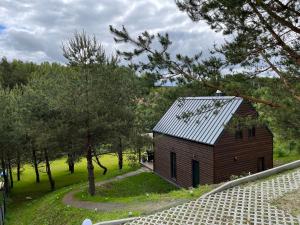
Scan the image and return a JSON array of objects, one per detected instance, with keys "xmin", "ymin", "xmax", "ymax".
[
  {"xmin": 170, "ymin": 152, "xmax": 177, "ymax": 179},
  {"xmin": 248, "ymin": 126, "xmax": 256, "ymax": 137},
  {"xmin": 235, "ymin": 129, "xmax": 243, "ymax": 139},
  {"xmin": 235, "ymin": 123, "xmax": 243, "ymax": 139}
]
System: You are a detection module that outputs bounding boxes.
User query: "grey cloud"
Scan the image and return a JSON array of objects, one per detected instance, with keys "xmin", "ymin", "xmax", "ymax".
[
  {"xmin": 121, "ymin": 1, "xmax": 185, "ymax": 32},
  {"xmin": 0, "ymin": 0, "xmax": 223, "ymax": 63},
  {"xmin": 167, "ymin": 30, "xmax": 224, "ymax": 58},
  {"xmin": 6, "ymin": 29, "xmax": 44, "ymax": 52}
]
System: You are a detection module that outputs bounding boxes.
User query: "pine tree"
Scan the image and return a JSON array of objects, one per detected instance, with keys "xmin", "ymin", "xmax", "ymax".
[{"xmin": 110, "ymin": 0, "xmax": 299, "ymax": 105}]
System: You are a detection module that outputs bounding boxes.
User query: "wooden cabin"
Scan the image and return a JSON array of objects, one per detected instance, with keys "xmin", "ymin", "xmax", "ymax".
[{"xmin": 153, "ymin": 96, "xmax": 273, "ymax": 188}]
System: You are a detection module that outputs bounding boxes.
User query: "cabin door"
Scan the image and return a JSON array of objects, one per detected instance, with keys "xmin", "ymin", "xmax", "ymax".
[
  {"xmin": 257, "ymin": 157, "xmax": 265, "ymax": 172},
  {"xmin": 192, "ymin": 160, "xmax": 200, "ymax": 187}
]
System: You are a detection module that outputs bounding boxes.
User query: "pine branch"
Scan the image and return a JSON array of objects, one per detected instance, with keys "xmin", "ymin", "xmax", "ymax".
[
  {"xmin": 260, "ymin": 51, "xmax": 300, "ymax": 102},
  {"xmin": 272, "ymin": 0, "xmax": 300, "ymax": 17},
  {"xmin": 249, "ymin": 2, "xmax": 300, "ymax": 65},
  {"xmin": 110, "ymin": 25, "xmax": 282, "ymax": 108},
  {"xmin": 256, "ymin": 0, "xmax": 300, "ymax": 34}
]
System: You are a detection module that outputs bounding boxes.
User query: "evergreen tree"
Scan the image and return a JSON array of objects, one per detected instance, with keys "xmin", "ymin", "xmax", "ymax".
[
  {"xmin": 62, "ymin": 30, "xmax": 138, "ymax": 195},
  {"xmin": 109, "ymin": 0, "xmax": 299, "ymax": 138},
  {"xmin": 110, "ymin": 0, "xmax": 299, "ymax": 105},
  {"xmin": 0, "ymin": 57, "xmax": 37, "ymax": 89},
  {"xmin": 176, "ymin": 0, "xmax": 299, "ymax": 101}
]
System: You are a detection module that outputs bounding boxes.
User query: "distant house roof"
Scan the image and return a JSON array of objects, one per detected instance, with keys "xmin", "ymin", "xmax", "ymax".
[{"xmin": 153, "ymin": 96, "xmax": 243, "ymax": 145}]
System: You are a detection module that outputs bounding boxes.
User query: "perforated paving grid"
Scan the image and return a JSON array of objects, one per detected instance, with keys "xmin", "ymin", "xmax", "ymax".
[{"xmin": 127, "ymin": 168, "xmax": 300, "ymax": 225}]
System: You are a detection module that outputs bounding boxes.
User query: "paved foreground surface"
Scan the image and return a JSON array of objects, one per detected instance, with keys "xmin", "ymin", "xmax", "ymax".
[{"xmin": 127, "ymin": 168, "xmax": 300, "ymax": 225}]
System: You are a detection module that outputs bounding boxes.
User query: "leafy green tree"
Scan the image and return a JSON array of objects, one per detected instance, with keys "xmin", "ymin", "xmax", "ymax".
[
  {"xmin": 62, "ymin": 30, "xmax": 118, "ymax": 66},
  {"xmin": 62, "ymin": 31, "xmax": 106, "ymax": 195},
  {"xmin": 0, "ymin": 57, "xmax": 37, "ymax": 89},
  {"xmin": 19, "ymin": 62, "xmax": 77, "ymax": 190},
  {"xmin": 109, "ymin": 0, "xmax": 299, "ymax": 139},
  {"xmin": 110, "ymin": 0, "xmax": 299, "ymax": 104},
  {"xmin": 176, "ymin": 0, "xmax": 299, "ymax": 101},
  {"xmin": 104, "ymin": 66, "xmax": 138, "ymax": 170},
  {"xmin": 62, "ymin": 31, "xmax": 138, "ymax": 195},
  {"xmin": 0, "ymin": 87, "xmax": 24, "ymax": 191}
]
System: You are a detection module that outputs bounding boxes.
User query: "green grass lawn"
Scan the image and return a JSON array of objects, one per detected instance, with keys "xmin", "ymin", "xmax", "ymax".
[
  {"xmin": 6, "ymin": 155, "xmax": 213, "ymax": 225},
  {"xmin": 273, "ymin": 151, "xmax": 300, "ymax": 167},
  {"xmin": 9, "ymin": 154, "xmax": 134, "ymax": 203},
  {"xmin": 75, "ymin": 172, "xmax": 212, "ymax": 204},
  {"xmin": 73, "ymin": 171, "xmax": 213, "ymax": 219},
  {"xmin": 75, "ymin": 172, "xmax": 178, "ymax": 203},
  {"xmin": 6, "ymin": 154, "xmax": 137, "ymax": 225},
  {"xmin": 7, "ymin": 149, "xmax": 299, "ymax": 225},
  {"xmin": 273, "ymin": 138, "xmax": 300, "ymax": 166}
]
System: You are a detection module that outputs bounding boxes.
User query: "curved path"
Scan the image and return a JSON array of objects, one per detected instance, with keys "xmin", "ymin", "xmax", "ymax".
[
  {"xmin": 63, "ymin": 168, "xmax": 146, "ymax": 210},
  {"xmin": 62, "ymin": 168, "xmax": 185, "ymax": 212}
]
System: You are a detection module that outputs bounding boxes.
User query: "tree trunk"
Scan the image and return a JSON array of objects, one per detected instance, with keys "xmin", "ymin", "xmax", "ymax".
[
  {"xmin": 7, "ymin": 157, "xmax": 13, "ymax": 189},
  {"xmin": 117, "ymin": 137, "xmax": 123, "ymax": 170},
  {"xmin": 67, "ymin": 153, "xmax": 75, "ymax": 174},
  {"xmin": 44, "ymin": 149, "xmax": 55, "ymax": 191},
  {"xmin": 93, "ymin": 151, "xmax": 107, "ymax": 175},
  {"xmin": 1, "ymin": 157, "xmax": 9, "ymax": 193},
  {"xmin": 86, "ymin": 131, "xmax": 95, "ymax": 196},
  {"xmin": 32, "ymin": 149, "xmax": 40, "ymax": 183},
  {"xmin": 17, "ymin": 151, "xmax": 21, "ymax": 181},
  {"xmin": 138, "ymin": 148, "xmax": 141, "ymax": 163}
]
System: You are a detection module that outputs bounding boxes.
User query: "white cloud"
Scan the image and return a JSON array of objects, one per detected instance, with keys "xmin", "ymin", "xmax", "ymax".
[{"xmin": 0, "ymin": 0, "xmax": 224, "ymax": 63}]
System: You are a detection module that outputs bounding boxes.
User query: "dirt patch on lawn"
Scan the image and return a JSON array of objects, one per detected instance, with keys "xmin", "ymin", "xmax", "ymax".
[{"xmin": 272, "ymin": 188, "xmax": 300, "ymax": 218}]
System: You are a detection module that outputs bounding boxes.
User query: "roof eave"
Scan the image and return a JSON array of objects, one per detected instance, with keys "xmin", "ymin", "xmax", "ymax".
[{"xmin": 152, "ymin": 131, "xmax": 215, "ymax": 147}]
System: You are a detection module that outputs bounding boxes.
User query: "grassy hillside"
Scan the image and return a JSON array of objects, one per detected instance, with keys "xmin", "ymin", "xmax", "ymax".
[
  {"xmin": 6, "ymin": 155, "xmax": 136, "ymax": 225},
  {"xmin": 6, "ymin": 155, "xmax": 212, "ymax": 225},
  {"xmin": 5, "ymin": 149, "xmax": 299, "ymax": 225}
]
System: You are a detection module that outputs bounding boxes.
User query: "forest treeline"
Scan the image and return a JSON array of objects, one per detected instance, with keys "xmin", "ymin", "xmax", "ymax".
[
  {"xmin": 0, "ymin": 33, "xmax": 156, "ymax": 195},
  {"xmin": 1, "ymin": 0, "xmax": 300, "ymax": 196},
  {"xmin": 1, "ymin": 53, "xmax": 299, "ymax": 196}
]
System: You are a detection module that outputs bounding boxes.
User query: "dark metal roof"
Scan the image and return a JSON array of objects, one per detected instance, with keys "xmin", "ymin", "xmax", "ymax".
[{"xmin": 153, "ymin": 96, "xmax": 243, "ymax": 145}]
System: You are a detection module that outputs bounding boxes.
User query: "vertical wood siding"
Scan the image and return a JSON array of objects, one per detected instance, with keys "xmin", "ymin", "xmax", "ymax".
[
  {"xmin": 153, "ymin": 133, "xmax": 214, "ymax": 188},
  {"xmin": 213, "ymin": 101, "xmax": 273, "ymax": 183},
  {"xmin": 153, "ymin": 101, "xmax": 273, "ymax": 187}
]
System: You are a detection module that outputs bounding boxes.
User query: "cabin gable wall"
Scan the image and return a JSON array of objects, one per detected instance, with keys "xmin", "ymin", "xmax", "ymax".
[{"xmin": 213, "ymin": 101, "xmax": 273, "ymax": 183}]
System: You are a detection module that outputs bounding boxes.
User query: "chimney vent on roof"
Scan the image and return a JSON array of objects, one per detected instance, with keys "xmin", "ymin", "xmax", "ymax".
[{"xmin": 215, "ymin": 90, "xmax": 224, "ymax": 96}]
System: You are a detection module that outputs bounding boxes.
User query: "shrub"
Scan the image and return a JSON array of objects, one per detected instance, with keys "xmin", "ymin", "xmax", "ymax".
[
  {"xmin": 277, "ymin": 148, "xmax": 287, "ymax": 158},
  {"xmin": 127, "ymin": 153, "xmax": 139, "ymax": 168}
]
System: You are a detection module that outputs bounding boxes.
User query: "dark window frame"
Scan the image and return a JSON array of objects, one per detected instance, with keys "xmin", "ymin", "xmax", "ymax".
[
  {"xmin": 248, "ymin": 126, "xmax": 256, "ymax": 137},
  {"xmin": 170, "ymin": 152, "xmax": 177, "ymax": 179},
  {"xmin": 235, "ymin": 123, "xmax": 243, "ymax": 139},
  {"xmin": 235, "ymin": 129, "xmax": 243, "ymax": 139}
]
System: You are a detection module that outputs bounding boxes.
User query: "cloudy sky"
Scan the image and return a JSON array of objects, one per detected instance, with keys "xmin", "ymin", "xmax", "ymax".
[{"xmin": 0, "ymin": 0, "xmax": 224, "ymax": 64}]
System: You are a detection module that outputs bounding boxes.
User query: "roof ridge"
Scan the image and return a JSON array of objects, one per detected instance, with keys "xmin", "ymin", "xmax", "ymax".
[
  {"xmin": 153, "ymin": 97, "xmax": 244, "ymax": 145},
  {"xmin": 181, "ymin": 96, "xmax": 239, "ymax": 99}
]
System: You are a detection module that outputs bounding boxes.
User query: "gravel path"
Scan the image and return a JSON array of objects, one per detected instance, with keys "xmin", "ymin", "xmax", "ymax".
[
  {"xmin": 62, "ymin": 168, "xmax": 185, "ymax": 212},
  {"xmin": 63, "ymin": 168, "xmax": 147, "ymax": 210}
]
